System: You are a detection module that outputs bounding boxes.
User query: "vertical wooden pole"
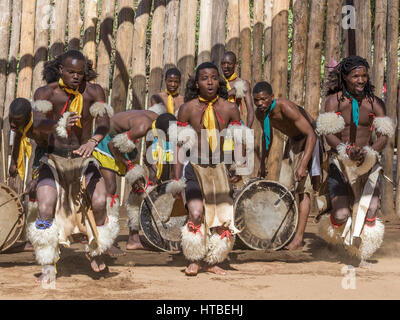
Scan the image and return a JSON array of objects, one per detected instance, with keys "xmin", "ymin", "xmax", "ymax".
[
  {"xmin": 163, "ymin": 0, "xmax": 179, "ymax": 78},
  {"xmin": 32, "ymin": 0, "xmax": 50, "ymax": 92},
  {"xmin": 266, "ymin": 0, "xmax": 289, "ymax": 181},
  {"xmin": 177, "ymin": 0, "xmax": 198, "ymax": 95},
  {"xmin": 68, "ymin": 0, "xmax": 82, "ymax": 50},
  {"xmin": 345, "ymin": 0, "xmax": 356, "ymax": 56},
  {"xmin": 263, "ymin": 0, "xmax": 273, "ymax": 82},
  {"xmin": 0, "ymin": 0, "xmax": 11, "ymax": 183},
  {"xmin": 97, "ymin": 0, "xmax": 116, "ymax": 100},
  {"xmin": 148, "ymin": 0, "xmax": 166, "ymax": 104},
  {"xmin": 226, "ymin": 0, "xmax": 239, "ymax": 59},
  {"xmin": 3, "ymin": 0, "xmax": 22, "ymax": 185},
  {"xmin": 304, "ymin": 0, "xmax": 326, "ymax": 120},
  {"xmin": 385, "ymin": 0, "xmax": 399, "ymax": 217},
  {"xmin": 17, "ymin": 0, "xmax": 35, "ymax": 99},
  {"xmin": 371, "ymin": 0, "xmax": 387, "ymax": 99},
  {"xmin": 289, "ymin": 0, "xmax": 309, "ymax": 106},
  {"xmin": 83, "ymin": 0, "xmax": 98, "ymax": 69},
  {"xmin": 197, "ymin": 0, "xmax": 213, "ymax": 65},
  {"xmin": 131, "ymin": 0, "xmax": 151, "ymax": 110},
  {"xmin": 50, "ymin": 0, "xmax": 68, "ymax": 58},
  {"xmin": 111, "ymin": 0, "xmax": 135, "ymax": 113},
  {"xmin": 252, "ymin": 0, "xmax": 263, "ymax": 86},
  {"xmin": 238, "ymin": 0, "xmax": 251, "ymax": 84},
  {"xmin": 210, "ymin": 0, "xmax": 227, "ymax": 68},
  {"xmin": 354, "ymin": 0, "xmax": 371, "ymax": 65},
  {"xmin": 321, "ymin": 0, "xmax": 341, "ymax": 104}
]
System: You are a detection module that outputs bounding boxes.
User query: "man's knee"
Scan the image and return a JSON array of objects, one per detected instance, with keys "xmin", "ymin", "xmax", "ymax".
[
  {"xmin": 91, "ymin": 193, "xmax": 106, "ymax": 212},
  {"xmin": 332, "ymin": 207, "xmax": 350, "ymax": 223},
  {"xmin": 188, "ymin": 207, "xmax": 203, "ymax": 225}
]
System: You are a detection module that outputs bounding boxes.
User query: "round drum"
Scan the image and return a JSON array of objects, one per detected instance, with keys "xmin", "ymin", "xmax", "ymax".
[
  {"xmin": 0, "ymin": 183, "xmax": 25, "ymax": 252},
  {"xmin": 234, "ymin": 179, "xmax": 298, "ymax": 250},
  {"xmin": 140, "ymin": 181, "xmax": 188, "ymax": 253}
]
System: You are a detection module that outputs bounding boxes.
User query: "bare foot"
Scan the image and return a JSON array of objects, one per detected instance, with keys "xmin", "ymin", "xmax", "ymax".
[
  {"xmin": 36, "ymin": 265, "xmax": 56, "ymax": 284},
  {"xmin": 284, "ymin": 237, "xmax": 304, "ymax": 251},
  {"xmin": 185, "ymin": 262, "xmax": 201, "ymax": 276},
  {"xmin": 203, "ymin": 265, "xmax": 227, "ymax": 275},
  {"xmin": 106, "ymin": 244, "xmax": 126, "ymax": 257},
  {"xmin": 126, "ymin": 232, "xmax": 145, "ymax": 250},
  {"xmin": 85, "ymin": 253, "xmax": 107, "ymax": 272}
]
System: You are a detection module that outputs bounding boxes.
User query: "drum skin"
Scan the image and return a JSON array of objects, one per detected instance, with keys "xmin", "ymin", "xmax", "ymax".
[
  {"xmin": 140, "ymin": 181, "xmax": 188, "ymax": 253},
  {"xmin": 234, "ymin": 179, "xmax": 298, "ymax": 250},
  {"xmin": 0, "ymin": 183, "xmax": 25, "ymax": 252}
]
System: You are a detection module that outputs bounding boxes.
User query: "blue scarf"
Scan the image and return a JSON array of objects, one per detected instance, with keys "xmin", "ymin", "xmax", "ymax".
[
  {"xmin": 345, "ymin": 91, "xmax": 359, "ymax": 126},
  {"xmin": 263, "ymin": 99, "xmax": 276, "ymax": 151}
]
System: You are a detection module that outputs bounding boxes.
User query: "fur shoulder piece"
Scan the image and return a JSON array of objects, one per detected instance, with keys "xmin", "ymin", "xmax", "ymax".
[
  {"xmin": 233, "ymin": 80, "xmax": 247, "ymax": 99},
  {"xmin": 148, "ymin": 103, "xmax": 167, "ymax": 115},
  {"xmin": 373, "ymin": 116, "xmax": 395, "ymax": 138},
  {"xmin": 316, "ymin": 112, "xmax": 345, "ymax": 135},
  {"xmin": 89, "ymin": 102, "xmax": 114, "ymax": 118},
  {"xmin": 112, "ymin": 132, "xmax": 137, "ymax": 153},
  {"xmin": 226, "ymin": 122, "xmax": 254, "ymax": 145},
  {"xmin": 166, "ymin": 179, "xmax": 186, "ymax": 195},
  {"xmin": 56, "ymin": 111, "xmax": 71, "ymax": 138},
  {"xmin": 125, "ymin": 164, "xmax": 145, "ymax": 185},
  {"xmin": 32, "ymin": 100, "xmax": 53, "ymax": 113},
  {"xmin": 177, "ymin": 123, "xmax": 197, "ymax": 150}
]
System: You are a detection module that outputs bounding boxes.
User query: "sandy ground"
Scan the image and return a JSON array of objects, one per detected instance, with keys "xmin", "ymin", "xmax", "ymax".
[{"xmin": 0, "ymin": 211, "xmax": 400, "ymax": 301}]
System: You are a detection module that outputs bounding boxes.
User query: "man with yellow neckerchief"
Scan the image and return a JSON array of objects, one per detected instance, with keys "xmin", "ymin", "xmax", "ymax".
[
  {"xmin": 167, "ymin": 62, "xmax": 253, "ymax": 277},
  {"xmin": 96, "ymin": 103, "xmax": 176, "ymax": 251},
  {"xmin": 150, "ymin": 68, "xmax": 184, "ymax": 117},
  {"xmin": 8, "ymin": 98, "xmax": 48, "ymax": 252},
  {"xmin": 221, "ymin": 51, "xmax": 255, "ymax": 128}
]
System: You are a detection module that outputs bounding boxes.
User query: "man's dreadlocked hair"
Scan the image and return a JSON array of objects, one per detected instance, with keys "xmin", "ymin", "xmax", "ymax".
[
  {"xmin": 42, "ymin": 50, "xmax": 98, "ymax": 84},
  {"xmin": 325, "ymin": 55, "xmax": 375, "ymax": 103},
  {"xmin": 184, "ymin": 62, "xmax": 228, "ymax": 102}
]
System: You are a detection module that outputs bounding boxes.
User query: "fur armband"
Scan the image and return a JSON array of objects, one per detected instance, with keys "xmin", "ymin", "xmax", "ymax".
[
  {"xmin": 177, "ymin": 122, "xmax": 197, "ymax": 150},
  {"xmin": 316, "ymin": 112, "xmax": 345, "ymax": 135},
  {"xmin": 166, "ymin": 179, "xmax": 186, "ymax": 195},
  {"xmin": 148, "ymin": 103, "xmax": 167, "ymax": 115},
  {"xmin": 32, "ymin": 100, "xmax": 53, "ymax": 113},
  {"xmin": 112, "ymin": 132, "xmax": 137, "ymax": 153},
  {"xmin": 233, "ymin": 80, "xmax": 247, "ymax": 99},
  {"xmin": 89, "ymin": 102, "xmax": 114, "ymax": 118},
  {"xmin": 125, "ymin": 164, "xmax": 145, "ymax": 185},
  {"xmin": 373, "ymin": 116, "xmax": 395, "ymax": 138},
  {"xmin": 56, "ymin": 111, "xmax": 71, "ymax": 138}
]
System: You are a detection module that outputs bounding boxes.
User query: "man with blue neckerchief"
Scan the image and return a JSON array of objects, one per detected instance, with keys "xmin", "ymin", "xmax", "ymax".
[{"xmin": 254, "ymin": 81, "xmax": 318, "ymax": 251}]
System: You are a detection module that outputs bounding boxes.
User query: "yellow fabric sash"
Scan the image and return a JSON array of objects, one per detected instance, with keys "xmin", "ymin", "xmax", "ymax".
[
  {"xmin": 17, "ymin": 113, "xmax": 33, "ymax": 180},
  {"xmin": 199, "ymin": 95, "xmax": 219, "ymax": 152},
  {"xmin": 223, "ymin": 73, "xmax": 237, "ymax": 103},
  {"xmin": 151, "ymin": 121, "xmax": 173, "ymax": 179},
  {"xmin": 58, "ymin": 78, "xmax": 83, "ymax": 127},
  {"xmin": 165, "ymin": 89, "xmax": 178, "ymax": 115}
]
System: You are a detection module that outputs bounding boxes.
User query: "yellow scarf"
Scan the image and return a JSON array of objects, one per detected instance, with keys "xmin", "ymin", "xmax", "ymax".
[
  {"xmin": 223, "ymin": 73, "xmax": 237, "ymax": 103},
  {"xmin": 199, "ymin": 95, "xmax": 219, "ymax": 152},
  {"xmin": 165, "ymin": 89, "xmax": 178, "ymax": 115},
  {"xmin": 17, "ymin": 113, "xmax": 33, "ymax": 181},
  {"xmin": 151, "ymin": 121, "xmax": 173, "ymax": 179},
  {"xmin": 58, "ymin": 78, "xmax": 83, "ymax": 127}
]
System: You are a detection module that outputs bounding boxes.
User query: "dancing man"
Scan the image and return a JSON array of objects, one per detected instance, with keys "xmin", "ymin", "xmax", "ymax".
[
  {"xmin": 317, "ymin": 56, "xmax": 392, "ymax": 267},
  {"xmin": 167, "ymin": 62, "xmax": 252, "ymax": 276},
  {"xmin": 28, "ymin": 50, "xmax": 118, "ymax": 279}
]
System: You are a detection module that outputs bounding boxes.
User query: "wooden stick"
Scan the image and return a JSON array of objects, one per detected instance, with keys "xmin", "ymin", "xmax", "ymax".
[{"xmin": 142, "ymin": 187, "xmax": 167, "ymax": 229}]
